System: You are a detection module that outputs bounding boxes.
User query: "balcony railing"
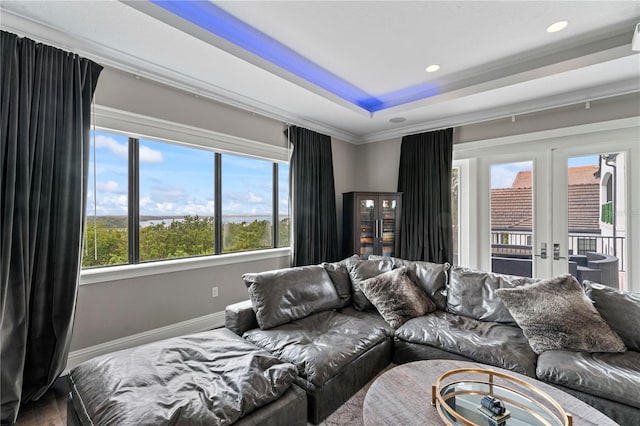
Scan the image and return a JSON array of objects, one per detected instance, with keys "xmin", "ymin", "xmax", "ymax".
[{"xmin": 490, "ymin": 231, "xmax": 625, "ymax": 272}]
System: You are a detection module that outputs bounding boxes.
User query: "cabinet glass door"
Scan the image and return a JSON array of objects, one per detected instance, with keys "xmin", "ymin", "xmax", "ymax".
[
  {"xmin": 358, "ymin": 198, "xmax": 376, "ymax": 255},
  {"xmin": 380, "ymin": 197, "xmax": 398, "ymax": 257}
]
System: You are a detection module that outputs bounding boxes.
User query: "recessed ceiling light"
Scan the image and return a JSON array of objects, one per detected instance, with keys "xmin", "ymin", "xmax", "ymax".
[
  {"xmin": 547, "ymin": 21, "xmax": 568, "ymax": 33},
  {"xmin": 425, "ymin": 64, "xmax": 440, "ymax": 73},
  {"xmin": 389, "ymin": 117, "xmax": 406, "ymax": 123}
]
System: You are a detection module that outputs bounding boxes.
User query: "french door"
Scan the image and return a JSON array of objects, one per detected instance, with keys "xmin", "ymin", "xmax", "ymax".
[{"xmin": 455, "ymin": 120, "xmax": 638, "ymax": 292}]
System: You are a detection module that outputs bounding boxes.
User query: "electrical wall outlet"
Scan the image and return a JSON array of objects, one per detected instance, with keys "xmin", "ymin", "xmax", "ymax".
[{"xmin": 211, "ymin": 287, "xmax": 219, "ymax": 298}]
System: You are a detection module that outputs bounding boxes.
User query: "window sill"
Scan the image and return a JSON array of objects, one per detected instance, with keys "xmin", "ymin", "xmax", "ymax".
[{"xmin": 80, "ymin": 247, "xmax": 291, "ymax": 285}]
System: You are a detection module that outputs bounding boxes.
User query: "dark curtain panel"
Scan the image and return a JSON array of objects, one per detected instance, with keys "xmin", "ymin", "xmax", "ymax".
[
  {"xmin": 1, "ymin": 31, "xmax": 102, "ymax": 423},
  {"xmin": 288, "ymin": 126, "xmax": 339, "ymax": 266},
  {"xmin": 397, "ymin": 128, "xmax": 453, "ymax": 263}
]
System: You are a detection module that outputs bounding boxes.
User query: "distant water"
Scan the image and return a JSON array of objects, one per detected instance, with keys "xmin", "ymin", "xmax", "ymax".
[{"xmin": 139, "ymin": 215, "xmax": 287, "ymax": 227}]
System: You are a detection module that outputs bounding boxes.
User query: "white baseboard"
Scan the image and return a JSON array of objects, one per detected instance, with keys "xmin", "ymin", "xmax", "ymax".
[{"xmin": 65, "ymin": 310, "xmax": 225, "ymax": 371}]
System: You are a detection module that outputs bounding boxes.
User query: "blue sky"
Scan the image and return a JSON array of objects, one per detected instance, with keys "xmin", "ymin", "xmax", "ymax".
[
  {"xmin": 87, "ymin": 131, "xmax": 289, "ymax": 217},
  {"xmin": 491, "ymin": 155, "xmax": 599, "ymax": 188}
]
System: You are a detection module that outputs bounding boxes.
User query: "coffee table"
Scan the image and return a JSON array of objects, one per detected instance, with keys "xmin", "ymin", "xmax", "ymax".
[{"xmin": 362, "ymin": 360, "xmax": 616, "ymax": 426}]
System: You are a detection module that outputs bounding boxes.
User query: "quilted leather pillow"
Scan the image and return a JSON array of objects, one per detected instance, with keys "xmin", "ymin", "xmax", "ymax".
[
  {"xmin": 360, "ymin": 267, "xmax": 436, "ymax": 329},
  {"xmin": 322, "ymin": 255, "xmax": 359, "ymax": 308},
  {"xmin": 447, "ymin": 266, "xmax": 539, "ymax": 323},
  {"xmin": 243, "ymin": 265, "xmax": 341, "ymax": 329},
  {"xmin": 496, "ymin": 274, "xmax": 626, "ymax": 354},
  {"xmin": 584, "ymin": 281, "xmax": 640, "ymax": 351},
  {"xmin": 346, "ymin": 258, "xmax": 394, "ymax": 311}
]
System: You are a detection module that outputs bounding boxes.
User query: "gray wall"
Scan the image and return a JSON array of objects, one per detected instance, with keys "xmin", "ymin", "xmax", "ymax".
[
  {"xmin": 353, "ymin": 93, "xmax": 640, "ymax": 191},
  {"xmin": 74, "ymin": 68, "xmax": 638, "ymax": 353},
  {"xmin": 72, "ymin": 67, "xmax": 354, "ymax": 352}
]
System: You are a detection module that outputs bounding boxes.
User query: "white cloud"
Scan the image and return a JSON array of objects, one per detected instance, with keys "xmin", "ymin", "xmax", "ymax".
[
  {"xmin": 94, "ymin": 135, "xmax": 163, "ymax": 163},
  {"xmin": 248, "ymin": 191, "xmax": 264, "ymax": 203},
  {"xmin": 94, "ymin": 135, "xmax": 128, "ymax": 159},
  {"xmin": 96, "ymin": 180, "xmax": 122, "ymax": 193},
  {"xmin": 155, "ymin": 202, "xmax": 175, "ymax": 212},
  {"xmin": 139, "ymin": 145, "xmax": 164, "ymax": 163}
]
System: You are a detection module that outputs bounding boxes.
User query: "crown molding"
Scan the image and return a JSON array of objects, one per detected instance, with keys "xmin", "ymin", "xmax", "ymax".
[{"xmin": 359, "ymin": 79, "xmax": 640, "ymax": 144}]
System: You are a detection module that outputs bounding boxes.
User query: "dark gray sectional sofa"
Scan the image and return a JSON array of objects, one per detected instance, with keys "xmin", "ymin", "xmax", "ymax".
[
  {"xmin": 226, "ymin": 256, "xmax": 640, "ymax": 425},
  {"xmin": 67, "ymin": 255, "xmax": 640, "ymax": 425}
]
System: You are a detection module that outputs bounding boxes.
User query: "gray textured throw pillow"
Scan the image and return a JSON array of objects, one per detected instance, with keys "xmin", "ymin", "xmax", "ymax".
[
  {"xmin": 359, "ymin": 267, "xmax": 436, "ymax": 329},
  {"xmin": 496, "ymin": 274, "xmax": 626, "ymax": 354},
  {"xmin": 369, "ymin": 255, "xmax": 449, "ymax": 310},
  {"xmin": 346, "ymin": 258, "xmax": 394, "ymax": 311},
  {"xmin": 584, "ymin": 281, "xmax": 640, "ymax": 351}
]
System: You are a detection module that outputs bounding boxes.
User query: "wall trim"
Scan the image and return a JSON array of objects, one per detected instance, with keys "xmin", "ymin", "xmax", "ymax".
[
  {"xmin": 66, "ymin": 310, "xmax": 227, "ymax": 371},
  {"xmin": 81, "ymin": 247, "xmax": 291, "ymax": 285}
]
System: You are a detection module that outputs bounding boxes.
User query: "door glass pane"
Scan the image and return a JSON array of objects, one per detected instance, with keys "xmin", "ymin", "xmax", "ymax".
[
  {"xmin": 359, "ymin": 198, "xmax": 376, "ymax": 256},
  {"xmin": 566, "ymin": 154, "xmax": 625, "ymax": 290},
  {"xmin": 490, "ymin": 161, "xmax": 533, "ymax": 277},
  {"xmin": 83, "ymin": 130, "xmax": 129, "ymax": 268},
  {"xmin": 452, "ymin": 167, "xmax": 459, "ymax": 265},
  {"xmin": 381, "ymin": 198, "xmax": 398, "ymax": 257},
  {"xmin": 139, "ymin": 139, "xmax": 215, "ymax": 262}
]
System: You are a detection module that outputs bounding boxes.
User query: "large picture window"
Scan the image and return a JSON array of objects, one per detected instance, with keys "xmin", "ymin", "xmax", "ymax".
[{"xmin": 82, "ymin": 130, "xmax": 289, "ymax": 269}]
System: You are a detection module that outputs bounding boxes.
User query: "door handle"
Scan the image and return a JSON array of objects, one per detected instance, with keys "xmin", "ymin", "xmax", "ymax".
[
  {"xmin": 534, "ymin": 242, "xmax": 547, "ymax": 259},
  {"xmin": 553, "ymin": 243, "xmax": 567, "ymax": 260},
  {"xmin": 374, "ymin": 220, "xmax": 379, "ymax": 239}
]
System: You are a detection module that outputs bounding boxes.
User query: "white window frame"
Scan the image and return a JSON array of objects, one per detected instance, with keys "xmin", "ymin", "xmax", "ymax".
[{"xmin": 81, "ymin": 106, "xmax": 291, "ymax": 285}]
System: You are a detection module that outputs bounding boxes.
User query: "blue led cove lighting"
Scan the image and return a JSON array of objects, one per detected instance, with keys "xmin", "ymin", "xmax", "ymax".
[{"xmin": 150, "ymin": 1, "xmax": 439, "ymax": 113}]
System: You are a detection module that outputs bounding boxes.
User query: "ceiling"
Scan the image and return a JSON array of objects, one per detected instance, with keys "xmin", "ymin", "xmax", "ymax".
[{"xmin": 2, "ymin": 1, "xmax": 639, "ymax": 143}]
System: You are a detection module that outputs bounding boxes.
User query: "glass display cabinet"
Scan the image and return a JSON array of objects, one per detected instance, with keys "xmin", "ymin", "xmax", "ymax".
[{"xmin": 342, "ymin": 192, "xmax": 402, "ymax": 258}]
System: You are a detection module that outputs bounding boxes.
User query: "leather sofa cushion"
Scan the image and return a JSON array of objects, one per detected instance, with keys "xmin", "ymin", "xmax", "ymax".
[
  {"xmin": 322, "ymin": 255, "xmax": 359, "ymax": 308},
  {"xmin": 243, "ymin": 310, "xmax": 388, "ymax": 387},
  {"xmin": 346, "ymin": 258, "xmax": 394, "ymax": 311},
  {"xmin": 537, "ymin": 350, "xmax": 640, "ymax": 409},
  {"xmin": 447, "ymin": 265, "xmax": 539, "ymax": 323},
  {"xmin": 395, "ymin": 311, "xmax": 537, "ymax": 376},
  {"xmin": 243, "ymin": 265, "xmax": 341, "ymax": 329},
  {"xmin": 369, "ymin": 255, "xmax": 449, "ymax": 310},
  {"xmin": 584, "ymin": 281, "xmax": 640, "ymax": 351},
  {"xmin": 69, "ymin": 328, "xmax": 298, "ymax": 425},
  {"xmin": 338, "ymin": 306, "xmax": 394, "ymax": 337}
]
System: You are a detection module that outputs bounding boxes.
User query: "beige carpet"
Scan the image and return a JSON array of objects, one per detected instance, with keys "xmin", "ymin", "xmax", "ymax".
[{"xmin": 319, "ymin": 364, "xmax": 395, "ymax": 426}]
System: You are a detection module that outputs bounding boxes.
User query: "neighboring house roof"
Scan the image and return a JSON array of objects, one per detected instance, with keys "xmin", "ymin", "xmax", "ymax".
[
  {"xmin": 491, "ymin": 165, "xmax": 600, "ymax": 233},
  {"xmin": 511, "ymin": 165, "xmax": 599, "ymax": 187}
]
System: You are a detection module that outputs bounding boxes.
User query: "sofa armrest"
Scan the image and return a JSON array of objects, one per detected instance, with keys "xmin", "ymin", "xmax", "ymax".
[{"xmin": 225, "ymin": 300, "xmax": 259, "ymax": 336}]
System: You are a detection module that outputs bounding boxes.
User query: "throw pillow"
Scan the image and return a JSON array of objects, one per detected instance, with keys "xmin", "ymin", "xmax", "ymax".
[
  {"xmin": 584, "ymin": 281, "xmax": 640, "ymax": 351},
  {"xmin": 346, "ymin": 258, "xmax": 394, "ymax": 311},
  {"xmin": 496, "ymin": 274, "xmax": 626, "ymax": 354},
  {"xmin": 359, "ymin": 267, "xmax": 436, "ymax": 329},
  {"xmin": 369, "ymin": 255, "xmax": 449, "ymax": 310},
  {"xmin": 447, "ymin": 266, "xmax": 539, "ymax": 324},
  {"xmin": 322, "ymin": 255, "xmax": 359, "ymax": 308},
  {"xmin": 243, "ymin": 265, "xmax": 342, "ymax": 329}
]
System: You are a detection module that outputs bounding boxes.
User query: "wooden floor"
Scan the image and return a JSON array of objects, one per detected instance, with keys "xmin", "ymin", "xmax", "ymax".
[{"xmin": 14, "ymin": 379, "xmax": 68, "ymax": 426}]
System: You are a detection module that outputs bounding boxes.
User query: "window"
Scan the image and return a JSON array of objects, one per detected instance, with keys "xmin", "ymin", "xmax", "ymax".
[
  {"xmin": 82, "ymin": 129, "xmax": 289, "ymax": 269},
  {"xmin": 83, "ymin": 131, "xmax": 129, "ymax": 268},
  {"xmin": 139, "ymin": 139, "xmax": 215, "ymax": 262},
  {"xmin": 577, "ymin": 237, "xmax": 597, "ymax": 255},
  {"xmin": 221, "ymin": 154, "xmax": 273, "ymax": 253}
]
